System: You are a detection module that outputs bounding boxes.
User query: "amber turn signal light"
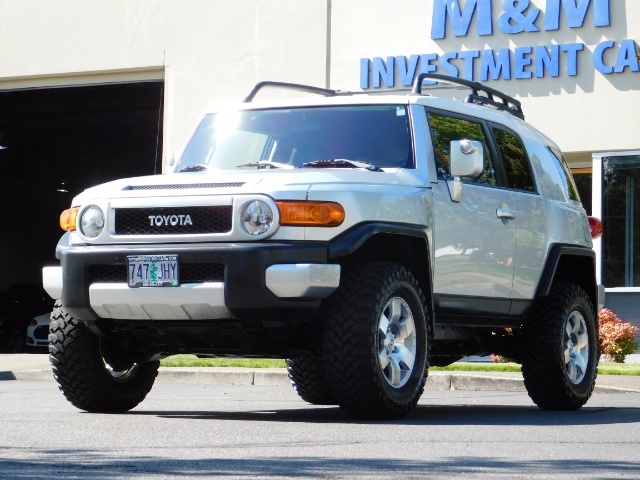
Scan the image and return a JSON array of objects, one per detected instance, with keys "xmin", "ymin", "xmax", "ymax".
[
  {"xmin": 277, "ymin": 201, "xmax": 345, "ymax": 227},
  {"xmin": 60, "ymin": 207, "xmax": 80, "ymax": 231}
]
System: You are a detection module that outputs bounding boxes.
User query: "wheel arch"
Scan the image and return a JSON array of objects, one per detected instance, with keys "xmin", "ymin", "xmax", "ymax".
[
  {"xmin": 328, "ymin": 222, "xmax": 434, "ymax": 328},
  {"xmin": 535, "ymin": 244, "xmax": 598, "ymax": 312}
]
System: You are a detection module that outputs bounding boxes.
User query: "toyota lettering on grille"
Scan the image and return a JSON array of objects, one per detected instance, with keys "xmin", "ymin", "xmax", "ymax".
[
  {"xmin": 115, "ymin": 206, "xmax": 231, "ymax": 235},
  {"xmin": 148, "ymin": 214, "xmax": 193, "ymax": 227}
]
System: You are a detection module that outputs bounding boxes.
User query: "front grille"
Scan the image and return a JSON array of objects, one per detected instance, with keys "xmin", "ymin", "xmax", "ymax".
[
  {"xmin": 89, "ymin": 263, "xmax": 225, "ymax": 284},
  {"xmin": 114, "ymin": 206, "xmax": 233, "ymax": 235}
]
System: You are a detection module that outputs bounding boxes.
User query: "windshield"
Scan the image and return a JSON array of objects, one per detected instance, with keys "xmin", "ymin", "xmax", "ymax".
[{"xmin": 177, "ymin": 105, "xmax": 414, "ymax": 172}]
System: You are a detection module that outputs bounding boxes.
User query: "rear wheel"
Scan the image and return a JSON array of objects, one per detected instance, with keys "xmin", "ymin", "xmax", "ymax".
[
  {"xmin": 48, "ymin": 300, "xmax": 159, "ymax": 413},
  {"xmin": 521, "ymin": 283, "xmax": 598, "ymax": 410},
  {"xmin": 322, "ymin": 262, "xmax": 429, "ymax": 419}
]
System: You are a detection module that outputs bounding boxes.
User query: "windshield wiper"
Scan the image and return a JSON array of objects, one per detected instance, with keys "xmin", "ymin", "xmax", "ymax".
[
  {"xmin": 178, "ymin": 164, "xmax": 209, "ymax": 172},
  {"xmin": 302, "ymin": 159, "xmax": 383, "ymax": 172},
  {"xmin": 236, "ymin": 160, "xmax": 295, "ymax": 169}
]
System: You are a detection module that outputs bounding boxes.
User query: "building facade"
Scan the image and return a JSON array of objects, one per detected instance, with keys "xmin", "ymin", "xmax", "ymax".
[{"xmin": 0, "ymin": 0, "xmax": 638, "ymax": 329}]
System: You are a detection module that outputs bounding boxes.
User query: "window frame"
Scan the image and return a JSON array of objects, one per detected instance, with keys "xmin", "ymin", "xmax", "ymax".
[
  {"xmin": 424, "ymin": 107, "xmax": 505, "ymax": 188},
  {"xmin": 488, "ymin": 122, "xmax": 538, "ymax": 195}
]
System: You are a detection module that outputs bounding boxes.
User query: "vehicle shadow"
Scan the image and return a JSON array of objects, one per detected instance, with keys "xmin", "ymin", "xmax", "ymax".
[{"xmin": 129, "ymin": 401, "xmax": 640, "ymax": 426}]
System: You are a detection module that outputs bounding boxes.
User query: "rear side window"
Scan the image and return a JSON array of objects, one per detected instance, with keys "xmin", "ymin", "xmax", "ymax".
[
  {"xmin": 427, "ymin": 112, "xmax": 496, "ymax": 186},
  {"xmin": 549, "ymin": 147, "xmax": 581, "ymax": 202},
  {"xmin": 492, "ymin": 127, "xmax": 535, "ymax": 192}
]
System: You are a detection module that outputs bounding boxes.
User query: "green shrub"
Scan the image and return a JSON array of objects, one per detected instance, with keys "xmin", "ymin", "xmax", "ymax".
[{"xmin": 599, "ymin": 308, "xmax": 638, "ymax": 363}]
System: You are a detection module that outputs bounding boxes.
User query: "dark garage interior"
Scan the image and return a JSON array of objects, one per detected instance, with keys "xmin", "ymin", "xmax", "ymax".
[{"xmin": 0, "ymin": 81, "xmax": 164, "ymax": 350}]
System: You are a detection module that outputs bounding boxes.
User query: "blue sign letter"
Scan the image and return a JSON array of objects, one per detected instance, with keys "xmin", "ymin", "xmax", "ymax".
[
  {"xmin": 440, "ymin": 52, "xmax": 460, "ymax": 77},
  {"xmin": 498, "ymin": 0, "xmax": 540, "ymax": 34},
  {"xmin": 431, "ymin": 0, "xmax": 493, "ymax": 39},
  {"xmin": 514, "ymin": 46, "xmax": 534, "ymax": 79},
  {"xmin": 614, "ymin": 40, "xmax": 640, "ymax": 73},
  {"xmin": 372, "ymin": 57, "xmax": 395, "ymax": 88},
  {"xmin": 480, "ymin": 48, "xmax": 512, "ymax": 81},
  {"xmin": 561, "ymin": 43, "xmax": 584, "ymax": 76},
  {"xmin": 420, "ymin": 53, "xmax": 439, "ymax": 84},
  {"xmin": 545, "ymin": 0, "xmax": 610, "ymax": 31},
  {"xmin": 535, "ymin": 45, "xmax": 560, "ymax": 77},
  {"xmin": 397, "ymin": 55, "xmax": 420, "ymax": 86},
  {"xmin": 593, "ymin": 40, "xmax": 614, "ymax": 74},
  {"xmin": 459, "ymin": 50, "xmax": 481, "ymax": 81},
  {"xmin": 360, "ymin": 58, "xmax": 371, "ymax": 88}
]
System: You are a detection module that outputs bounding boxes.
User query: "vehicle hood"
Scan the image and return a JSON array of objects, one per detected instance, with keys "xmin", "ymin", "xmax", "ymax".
[{"xmin": 71, "ymin": 168, "xmax": 418, "ymax": 204}]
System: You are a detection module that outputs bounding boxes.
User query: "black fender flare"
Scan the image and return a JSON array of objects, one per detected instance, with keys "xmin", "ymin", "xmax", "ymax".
[
  {"xmin": 327, "ymin": 222, "xmax": 430, "ymax": 259},
  {"xmin": 327, "ymin": 221, "xmax": 435, "ymax": 331},
  {"xmin": 535, "ymin": 244, "xmax": 598, "ymax": 308}
]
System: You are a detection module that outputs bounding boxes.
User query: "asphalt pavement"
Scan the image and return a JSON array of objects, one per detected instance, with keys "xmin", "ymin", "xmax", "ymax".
[{"xmin": 1, "ymin": 353, "xmax": 640, "ymax": 393}]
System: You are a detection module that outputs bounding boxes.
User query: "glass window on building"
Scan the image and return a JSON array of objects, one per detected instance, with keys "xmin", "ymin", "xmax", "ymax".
[
  {"xmin": 571, "ymin": 167, "xmax": 592, "ymax": 214},
  {"xmin": 602, "ymin": 155, "xmax": 640, "ymax": 288}
]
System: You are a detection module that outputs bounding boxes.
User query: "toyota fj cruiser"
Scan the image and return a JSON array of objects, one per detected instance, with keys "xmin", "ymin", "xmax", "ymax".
[{"xmin": 43, "ymin": 73, "xmax": 604, "ymax": 419}]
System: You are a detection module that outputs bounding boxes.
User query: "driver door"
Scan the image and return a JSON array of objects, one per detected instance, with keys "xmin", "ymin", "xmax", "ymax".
[{"xmin": 426, "ymin": 110, "xmax": 517, "ymax": 317}]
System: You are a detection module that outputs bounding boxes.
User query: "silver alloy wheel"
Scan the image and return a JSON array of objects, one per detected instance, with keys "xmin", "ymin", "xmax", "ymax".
[
  {"xmin": 378, "ymin": 296, "xmax": 417, "ymax": 388},
  {"xmin": 564, "ymin": 310, "xmax": 589, "ymax": 384},
  {"xmin": 104, "ymin": 361, "xmax": 139, "ymax": 381}
]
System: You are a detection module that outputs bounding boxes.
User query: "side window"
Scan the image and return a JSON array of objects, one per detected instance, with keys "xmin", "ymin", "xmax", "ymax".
[
  {"xmin": 427, "ymin": 112, "xmax": 496, "ymax": 186},
  {"xmin": 492, "ymin": 127, "xmax": 535, "ymax": 192},
  {"xmin": 549, "ymin": 147, "xmax": 581, "ymax": 202}
]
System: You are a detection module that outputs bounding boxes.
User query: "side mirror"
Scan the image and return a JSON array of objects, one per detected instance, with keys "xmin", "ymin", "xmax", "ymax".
[
  {"xmin": 451, "ymin": 140, "xmax": 484, "ymax": 179},
  {"xmin": 447, "ymin": 140, "xmax": 484, "ymax": 203}
]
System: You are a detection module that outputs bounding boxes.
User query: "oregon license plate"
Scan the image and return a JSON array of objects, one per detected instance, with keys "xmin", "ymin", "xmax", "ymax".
[{"xmin": 127, "ymin": 255, "xmax": 179, "ymax": 287}]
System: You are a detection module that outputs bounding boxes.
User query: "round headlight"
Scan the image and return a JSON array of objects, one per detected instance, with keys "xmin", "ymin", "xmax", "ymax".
[
  {"xmin": 80, "ymin": 205, "xmax": 105, "ymax": 238},
  {"xmin": 240, "ymin": 200, "xmax": 274, "ymax": 236}
]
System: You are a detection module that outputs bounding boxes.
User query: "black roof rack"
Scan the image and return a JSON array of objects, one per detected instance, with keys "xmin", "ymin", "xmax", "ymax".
[
  {"xmin": 243, "ymin": 76, "xmax": 524, "ymax": 120},
  {"xmin": 243, "ymin": 81, "xmax": 339, "ymax": 103},
  {"xmin": 412, "ymin": 73, "xmax": 524, "ymax": 120},
  {"xmin": 245, "ymin": 81, "xmax": 412, "ymax": 100}
]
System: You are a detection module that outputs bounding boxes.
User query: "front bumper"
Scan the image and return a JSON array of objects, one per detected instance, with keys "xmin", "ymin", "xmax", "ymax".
[{"xmin": 43, "ymin": 241, "xmax": 340, "ymax": 321}]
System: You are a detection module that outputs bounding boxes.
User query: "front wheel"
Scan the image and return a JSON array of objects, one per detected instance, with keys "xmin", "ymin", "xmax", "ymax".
[
  {"xmin": 322, "ymin": 262, "xmax": 430, "ymax": 419},
  {"xmin": 521, "ymin": 283, "xmax": 598, "ymax": 410},
  {"xmin": 286, "ymin": 357, "xmax": 335, "ymax": 405},
  {"xmin": 48, "ymin": 301, "xmax": 159, "ymax": 413}
]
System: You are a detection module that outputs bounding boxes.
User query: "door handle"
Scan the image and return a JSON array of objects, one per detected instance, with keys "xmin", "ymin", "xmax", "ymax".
[{"xmin": 496, "ymin": 207, "xmax": 516, "ymax": 220}]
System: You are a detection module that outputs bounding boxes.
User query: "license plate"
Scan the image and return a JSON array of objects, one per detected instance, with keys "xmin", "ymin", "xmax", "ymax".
[{"xmin": 127, "ymin": 255, "xmax": 179, "ymax": 287}]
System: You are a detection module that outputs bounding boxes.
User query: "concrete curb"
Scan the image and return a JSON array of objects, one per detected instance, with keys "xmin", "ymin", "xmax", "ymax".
[{"xmin": 2, "ymin": 366, "xmax": 640, "ymax": 394}]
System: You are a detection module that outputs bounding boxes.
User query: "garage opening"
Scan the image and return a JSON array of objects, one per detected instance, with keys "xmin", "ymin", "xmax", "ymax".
[{"xmin": 0, "ymin": 81, "xmax": 164, "ymax": 350}]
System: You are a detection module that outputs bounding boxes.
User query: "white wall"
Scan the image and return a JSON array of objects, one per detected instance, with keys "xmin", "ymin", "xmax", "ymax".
[
  {"xmin": 0, "ymin": 0, "xmax": 329, "ymax": 155},
  {"xmin": 0, "ymin": 0, "xmax": 638, "ymax": 157}
]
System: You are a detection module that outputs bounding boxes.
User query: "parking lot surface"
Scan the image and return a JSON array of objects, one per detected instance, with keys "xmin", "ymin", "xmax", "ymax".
[{"xmin": 1, "ymin": 379, "xmax": 639, "ymax": 479}]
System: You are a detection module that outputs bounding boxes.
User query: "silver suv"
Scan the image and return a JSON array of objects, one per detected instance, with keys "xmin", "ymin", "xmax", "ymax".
[{"xmin": 43, "ymin": 74, "xmax": 604, "ymax": 419}]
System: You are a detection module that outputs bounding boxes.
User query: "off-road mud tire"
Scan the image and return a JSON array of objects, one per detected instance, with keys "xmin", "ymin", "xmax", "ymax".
[
  {"xmin": 286, "ymin": 357, "xmax": 336, "ymax": 405},
  {"xmin": 322, "ymin": 262, "xmax": 429, "ymax": 419},
  {"xmin": 48, "ymin": 300, "xmax": 159, "ymax": 413},
  {"xmin": 521, "ymin": 283, "xmax": 598, "ymax": 410}
]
